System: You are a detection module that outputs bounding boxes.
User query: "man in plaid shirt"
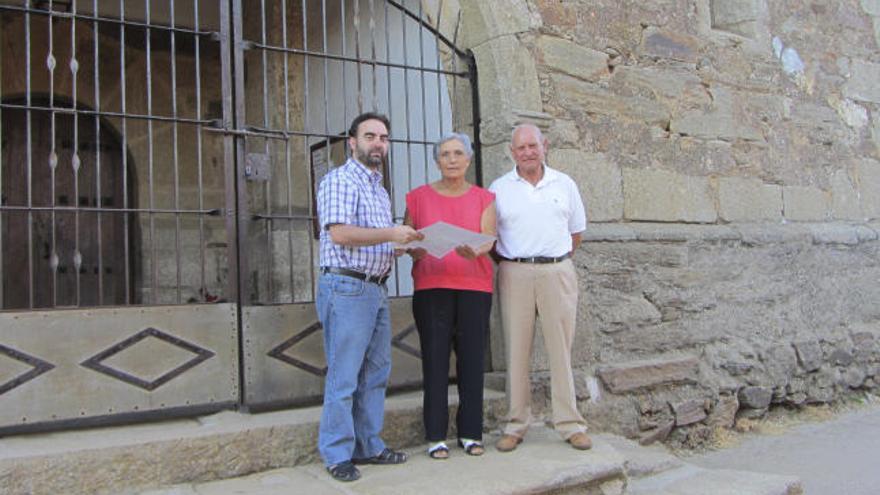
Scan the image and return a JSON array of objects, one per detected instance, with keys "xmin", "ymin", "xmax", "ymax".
[{"xmin": 316, "ymin": 112, "xmax": 422, "ymax": 482}]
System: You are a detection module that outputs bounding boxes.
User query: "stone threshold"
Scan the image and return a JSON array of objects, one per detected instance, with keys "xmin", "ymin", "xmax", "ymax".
[
  {"xmin": 0, "ymin": 387, "xmax": 506, "ymax": 495},
  {"xmin": 140, "ymin": 426, "xmax": 629, "ymax": 495}
]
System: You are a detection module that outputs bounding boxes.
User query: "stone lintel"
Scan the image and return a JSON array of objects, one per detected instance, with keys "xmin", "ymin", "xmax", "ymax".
[{"xmin": 580, "ymin": 222, "xmax": 879, "ymax": 246}]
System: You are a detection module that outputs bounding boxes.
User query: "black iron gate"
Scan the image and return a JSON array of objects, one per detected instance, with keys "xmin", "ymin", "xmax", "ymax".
[{"xmin": 0, "ymin": 0, "xmax": 478, "ymax": 433}]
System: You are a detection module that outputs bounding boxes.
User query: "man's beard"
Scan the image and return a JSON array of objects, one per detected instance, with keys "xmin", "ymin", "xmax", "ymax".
[{"xmin": 356, "ymin": 146, "xmax": 386, "ymax": 169}]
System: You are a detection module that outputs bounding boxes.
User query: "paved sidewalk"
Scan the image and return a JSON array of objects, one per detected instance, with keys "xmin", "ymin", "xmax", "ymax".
[{"xmin": 688, "ymin": 404, "xmax": 880, "ymax": 495}]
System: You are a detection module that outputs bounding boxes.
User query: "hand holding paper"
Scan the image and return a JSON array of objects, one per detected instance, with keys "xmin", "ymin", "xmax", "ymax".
[{"xmin": 401, "ymin": 221, "xmax": 495, "ymax": 259}]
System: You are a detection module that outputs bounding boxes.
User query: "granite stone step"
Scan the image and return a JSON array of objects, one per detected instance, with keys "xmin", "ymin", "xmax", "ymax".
[
  {"xmin": 138, "ymin": 426, "xmax": 629, "ymax": 495},
  {"xmin": 627, "ymin": 463, "xmax": 803, "ymax": 495},
  {"xmin": 0, "ymin": 387, "xmax": 506, "ymax": 495}
]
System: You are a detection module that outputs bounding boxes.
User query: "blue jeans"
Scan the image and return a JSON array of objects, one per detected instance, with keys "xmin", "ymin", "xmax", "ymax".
[{"xmin": 316, "ymin": 272, "xmax": 391, "ymax": 466}]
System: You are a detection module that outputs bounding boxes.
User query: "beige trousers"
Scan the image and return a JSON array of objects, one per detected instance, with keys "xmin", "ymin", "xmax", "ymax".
[{"xmin": 497, "ymin": 258, "xmax": 586, "ymax": 439}]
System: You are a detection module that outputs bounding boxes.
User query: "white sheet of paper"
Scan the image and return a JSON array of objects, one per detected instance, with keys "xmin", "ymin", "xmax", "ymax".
[{"xmin": 403, "ymin": 221, "xmax": 495, "ymax": 259}]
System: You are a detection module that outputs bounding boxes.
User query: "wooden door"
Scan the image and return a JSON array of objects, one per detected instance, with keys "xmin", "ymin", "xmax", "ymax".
[{"xmin": 1, "ymin": 106, "xmax": 128, "ymax": 309}]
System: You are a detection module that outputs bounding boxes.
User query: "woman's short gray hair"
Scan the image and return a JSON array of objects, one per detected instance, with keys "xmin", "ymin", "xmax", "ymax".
[{"xmin": 433, "ymin": 132, "xmax": 474, "ymax": 162}]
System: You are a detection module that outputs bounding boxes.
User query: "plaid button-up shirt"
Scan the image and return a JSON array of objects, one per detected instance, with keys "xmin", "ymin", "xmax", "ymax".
[{"xmin": 317, "ymin": 158, "xmax": 394, "ymax": 277}]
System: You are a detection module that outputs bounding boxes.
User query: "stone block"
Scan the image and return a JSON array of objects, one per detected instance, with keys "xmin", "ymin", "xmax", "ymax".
[
  {"xmin": 873, "ymin": 113, "xmax": 880, "ymax": 157},
  {"xmin": 548, "ymin": 149, "xmax": 623, "ymax": 222},
  {"xmin": 707, "ymin": 395, "xmax": 739, "ymax": 428},
  {"xmin": 717, "ymin": 177, "xmax": 782, "ymax": 222},
  {"xmin": 844, "ymin": 368, "xmax": 867, "ymax": 388},
  {"xmin": 829, "ymin": 96, "xmax": 869, "ymax": 129},
  {"xmin": 471, "ymin": 36, "xmax": 543, "ymax": 117},
  {"xmin": 551, "ymin": 74, "xmax": 670, "ymax": 127},
  {"xmin": 671, "ymin": 399, "xmax": 707, "ymax": 426},
  {"xmin": 622, "ymin": 168, "xmax": 717, "ymax": 223},
  {"xmin": 612, "ymin": 66, "xmax": 703, "ymax": 101},
  {"xmin": 536, "ymin": 36, "xmax": 609, "ymax": 82},
  {"xmin": 460, "ymin": 0, "xmax": 535, "ymax": 48},
  {"xmin": 737, "ymin": 386, "xmax": 772, "ymax": 409},
  {"xmin": 783, "ymin": 186, "xmax": 830, "ymax": 222},
  {"xmin": 640, "ymin": 27, "xmax": 701, "ymax": 63},
  {"xmin": 807, "ymin": 224, "xmax": 860, "ymax": 245},
  {"xmin": 832, "ymin": 170, "xmax": 864, "ymax": 220},
  {"xmin": 597, "ymin": 356, "xmax": 700, "ymax": 393},
  {"xmin": 709, "ymin": 0, "xmax": 759, "ymax": 34},
  {"xmin": 480, "ymin": 142, "xmax": 513, "ymax": 183},
  {"xmin": 639, "ymin": 419, "xmax": 675, "ymax": 446},
  {"xmin": 856, "ymin": 159, "xmax": 880, "ymax": 219},
  {"xmin": 760, "ymin": 344, "xmax": 798, "ymax": 387},
  {"xmin": 843, "ymin": 60, "xmax": 880, "ymax": 104},
  {"xmin": 592, "ymin": 290, "xmax": 663, "ymax": 331},
  {"xmin": 794, "ymin": 341, "xmax": 823, "ymax": 372},
  {"xmin": 670, "ymin": 88, "xmax": 763, "ymax": 142},
  {"xmin": 830, "ymin": 347, "xmax": 855, "ymax": 366},
  {"xmin": 862, "ymin": 0, "xmax": 880, "ymax": 16}
]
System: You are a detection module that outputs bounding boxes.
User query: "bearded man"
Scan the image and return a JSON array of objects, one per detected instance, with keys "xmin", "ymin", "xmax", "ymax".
[{"xmin": 315, "ymin": 112, "xmax": 422, "ymax": 482}]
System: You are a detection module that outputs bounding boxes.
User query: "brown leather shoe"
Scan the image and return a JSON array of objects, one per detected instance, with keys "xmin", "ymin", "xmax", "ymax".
[
  {"xmin": 495, "ymin": 434, "xmax": 522, "ymax": 452},
  {"xmin": 567, "ymin": 432, "xmax": 592, "ymax": 450}
]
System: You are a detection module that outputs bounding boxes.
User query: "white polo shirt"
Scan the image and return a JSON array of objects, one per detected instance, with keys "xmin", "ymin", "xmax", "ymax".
[{"xmin": 489, "ymin": 164, "xmax": 587, "ymax": 259}]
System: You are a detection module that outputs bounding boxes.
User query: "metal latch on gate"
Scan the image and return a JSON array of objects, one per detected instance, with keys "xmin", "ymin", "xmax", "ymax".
[{"xmin": 245, "ymin": 153, "xmax": 270, "ymax": 181}]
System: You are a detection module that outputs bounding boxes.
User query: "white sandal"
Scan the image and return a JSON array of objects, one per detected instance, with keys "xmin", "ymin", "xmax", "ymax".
[
  {"xmin": 428, "ymin": 441, "xmax": 449, "ymax": 459},
  {"xmin": 458, "ymin": 438, "xmax": 485, "ymax": 456}
]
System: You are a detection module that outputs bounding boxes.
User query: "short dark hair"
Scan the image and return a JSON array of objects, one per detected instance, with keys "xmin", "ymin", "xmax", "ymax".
[{"xmin": 348, "ymin": 112, "xmax": 391, "ymax": 138}]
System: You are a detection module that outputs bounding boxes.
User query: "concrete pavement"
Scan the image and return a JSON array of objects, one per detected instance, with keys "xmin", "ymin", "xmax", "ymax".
[{"xmin": 689, "ymin": 403, "xmax": 880, "ymax": 495}]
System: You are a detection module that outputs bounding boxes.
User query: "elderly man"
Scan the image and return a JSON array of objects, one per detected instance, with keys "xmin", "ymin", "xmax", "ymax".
[
  {"xmin": 490, "ymin": 123, "xmax": 591, "ymax": 452},
  {"xmin": 316, "ymin": 112, "xmax": 422, "ymax": 482}
]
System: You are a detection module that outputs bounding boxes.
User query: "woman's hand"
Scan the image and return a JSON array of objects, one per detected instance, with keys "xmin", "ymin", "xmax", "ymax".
[{"xmin": 454, "ymin": 244, "xmax": 479, "ymax": 260}]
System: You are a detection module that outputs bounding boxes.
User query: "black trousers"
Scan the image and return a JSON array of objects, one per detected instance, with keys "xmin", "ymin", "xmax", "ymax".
[{"xmin": 412, "ymin": 288, "xmax": 492, "ymax": 442}]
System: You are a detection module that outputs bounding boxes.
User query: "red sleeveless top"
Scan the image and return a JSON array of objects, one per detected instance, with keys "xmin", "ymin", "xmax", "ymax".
[{"xmin": 405, "ymin": 184, "xmax": 495, "ymax": 293}]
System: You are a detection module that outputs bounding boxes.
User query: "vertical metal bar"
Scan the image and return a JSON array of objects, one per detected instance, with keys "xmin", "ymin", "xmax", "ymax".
[
  {"xmin": 26, "ymin": 1, "xmax": 35, "ymax": 308},
  {"xmin": 170, "ymin": 0, "xmax": 182, "ymax": 304},
  {"xmin": 400, "ymin": 1, "xmax": 411, "ymax": 194},
  {"xmin": 221, "ymin": 0, "xmax": 245, "ymax": 402},
  {"xmin": 340, "ymin": 0, "xmax": 348, "ymax": 126},
  {"xmin": 353, "ymin": 0, "xmax": 362, "ymax": 113},
  {"xmin": 435, "ymin": 0, "xmax": 444, "ymax": 138},
  {"xmin": 384, "ymin": 0, "xmax": 401, "ymax": 293},
  {"xmin": 71, "ymin": 0, "xmax": 82, "ymax": 307},
  {"xmin": 93, "ymin": 0, "xmax": 103, "ymax": 305},
  {"xmin": 0, "ymin": 23, "xmax": 2, "ymax": 303},
  {"xmin": 120, "ymin": 0, "xmax": 131, "ymax": 305},
  {"xmin": 418, "ymin": 3, "xmax": 429, "ymax": 185},
  {"xmin": 321, "ymin": 0, "xmax": 331, "ymax": 221},
  {"xmin": 194, "ymin": 0, "xmax": 206, "ymax": 299},
  {"xmin": 281, "ymin": 0, "xmax": 294, "ymax": 302},
  {"xmin": 260, "ymin": 0, "xmax": 273, "ymax": 303},
  {"xmin": 48, "ymin": 0, "xmax": 58, "ymax": 307},
  {"xmin": 368, "ymin": 0, "xmax": 377, "ymax": 110},
  {"xmin": 302, "ymin": 0, "xmax": 316, "ymax": 302},
  {"xmin": 451, "ymin": 11, "xmax": 461, "ymax": 121},
  {"xmin": 467, "ymin": 51, "xmax": 482, "ymax": 186},
  {"xmin": 146, "ymin": 0, "xmax": 157, "ymax": 304}
]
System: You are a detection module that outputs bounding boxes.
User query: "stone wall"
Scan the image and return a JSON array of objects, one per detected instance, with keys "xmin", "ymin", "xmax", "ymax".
[{"xmin": 461, "ymin": 0, "xmax": 880, "ymax": 446}]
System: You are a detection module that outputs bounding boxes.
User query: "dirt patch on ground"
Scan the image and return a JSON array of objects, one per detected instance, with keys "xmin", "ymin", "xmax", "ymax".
[{"xmin": 675, "ymin": 392, "xmax": 879, "ymax": 456}]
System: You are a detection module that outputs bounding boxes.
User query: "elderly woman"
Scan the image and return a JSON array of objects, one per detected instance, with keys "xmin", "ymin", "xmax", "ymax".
[{"xmin": 404, "ymin": 132, "xmax": 496, "ymax": 459}]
